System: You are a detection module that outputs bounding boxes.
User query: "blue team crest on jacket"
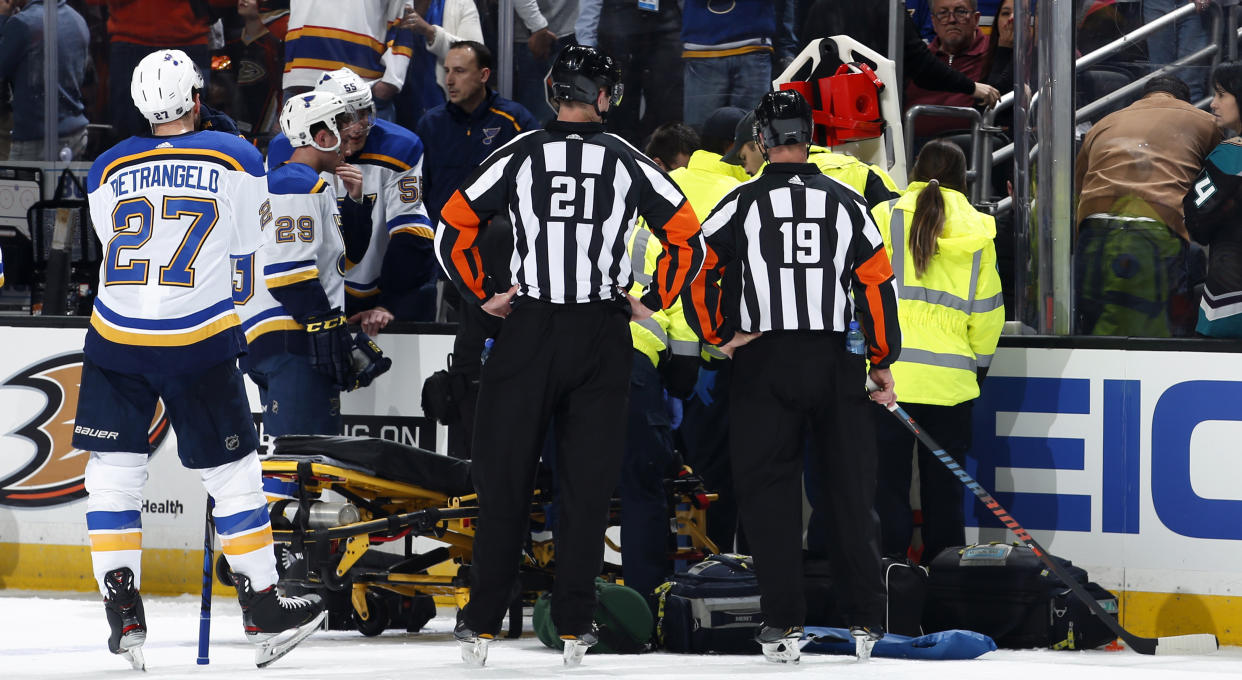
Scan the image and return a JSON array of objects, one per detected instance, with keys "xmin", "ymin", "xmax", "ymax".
[{"xmin": 482, "ymin": 127, "xmax": 501, "ymax": 145}]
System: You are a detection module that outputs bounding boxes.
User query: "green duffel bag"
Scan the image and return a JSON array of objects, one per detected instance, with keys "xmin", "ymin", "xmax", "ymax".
[{"xmin": 533, "ymin": 579, "xmax": 653, "ymax": 654}]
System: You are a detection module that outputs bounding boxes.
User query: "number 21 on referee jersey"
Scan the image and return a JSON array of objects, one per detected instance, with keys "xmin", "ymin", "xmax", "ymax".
[
  {"xmin": 105, "ymin": 196, "xmax": 218, "ymax": 287},
  {"xmin": 550, "ymin": 176, "xmax": 596, "ymax": 219}
]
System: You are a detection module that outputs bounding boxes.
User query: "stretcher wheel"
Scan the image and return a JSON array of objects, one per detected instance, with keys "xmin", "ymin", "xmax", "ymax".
[
  {"xmin": 353, "ymin": 591, "xmax": 388, "ymax": 637},
  {"xmin": 215, "ymin": 554, "xmax": 235, "ymax": 588}
]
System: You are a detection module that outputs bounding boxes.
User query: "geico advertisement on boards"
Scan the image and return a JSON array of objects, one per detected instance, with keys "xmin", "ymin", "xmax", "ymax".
[
  {"xmin": 0, "ymin": 326, "xmax": 452, "ymax": 550},
  {"xmin": 974, "ymin": 348, "xmax": 1242, "ymax": 596}
]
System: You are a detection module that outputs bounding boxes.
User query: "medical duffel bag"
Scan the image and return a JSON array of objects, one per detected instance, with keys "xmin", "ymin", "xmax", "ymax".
[
  {"xmin": 654, "ymin": 553, "xmax": 762, "ymax": 654},
  {"xmin": 924, "ymin": 543, "xmax": 1119, "ymax": 650}
]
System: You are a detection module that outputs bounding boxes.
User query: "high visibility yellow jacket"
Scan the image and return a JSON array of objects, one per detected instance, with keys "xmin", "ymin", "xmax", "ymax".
[
  {"xmin": 757, "ymin": 146, "xmax": 901, "ymax": 208},
  {"xmin": 870, "ymin": 182, "xmax": 1004, "ymax": 406},
  {"xmin": 627, "ymin": 225, "xmax": 702, "ymax": 368},
  {"xmin": 659, "ymin": 150, "xmax": 745, "ymax": 363}
]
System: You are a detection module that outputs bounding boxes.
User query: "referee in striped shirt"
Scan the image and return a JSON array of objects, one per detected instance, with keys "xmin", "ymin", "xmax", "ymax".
[
  {"xmin": 685, "ymin": 90, "xmax": 901, "ymax": 664},
  {"xmin": 435, "ymin": 45, "xmax": 704, "ymax": 666}
]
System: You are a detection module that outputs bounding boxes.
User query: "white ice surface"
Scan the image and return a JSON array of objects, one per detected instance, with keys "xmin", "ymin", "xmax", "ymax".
[{"xmin": 2, "ymin": 591, "xmax": 1239, "ymax": 679}]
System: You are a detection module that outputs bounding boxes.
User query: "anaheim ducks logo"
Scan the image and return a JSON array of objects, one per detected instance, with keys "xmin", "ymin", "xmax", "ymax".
[{"xmin": 0, "ymin": 353, "xmax": 170, "ymax": 508}]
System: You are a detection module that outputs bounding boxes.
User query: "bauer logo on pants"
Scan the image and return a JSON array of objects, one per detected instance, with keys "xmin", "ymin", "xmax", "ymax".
[{"xmin": 0, "ymin": 353, "xmax": 170, "ymax": 508}]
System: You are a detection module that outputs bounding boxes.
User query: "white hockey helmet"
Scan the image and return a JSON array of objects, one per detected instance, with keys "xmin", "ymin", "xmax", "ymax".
[
  {"xmin": 280, "ymin": 91, "xmax": 351, "ymax": 152},
  {"xmin": 130, "ymin": 49, "xmax": 204, "ymax": 126},
  {"xmin": 316, "ymin": 68, "xmax": 375, "ymax": 127}
]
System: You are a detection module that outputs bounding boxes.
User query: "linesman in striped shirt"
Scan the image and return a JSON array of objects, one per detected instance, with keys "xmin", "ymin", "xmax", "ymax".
[
  {"xmin": 685, "ymin": 90, "xmax": 901, "ymax": 664},
  {"xmin": 435, "ymin": 45, "xmax": 704, "ymax": 666}
]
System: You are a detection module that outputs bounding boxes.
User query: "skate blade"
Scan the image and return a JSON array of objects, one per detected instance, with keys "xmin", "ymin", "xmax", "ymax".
[
  {"xmin": 460, "ymin": 638, "xmax": 490, "ymax": 666},
  {"xmin": 120, "ymin": 646, "xmax": 146, "ymax": 672},
  {"xmin": 253, "ymin": 610, "xmax": 326, "ymax": 668},
  {"xmin": 854, "ymin": 637, "xmax": 875, "ymax": 662},
  {"xmin": 562, "ymin": 641, "xmax": 589, "ymax": 667},
  {"xmin": 760, "ymin": 640, "xmax": 801, "ymax": 664}
]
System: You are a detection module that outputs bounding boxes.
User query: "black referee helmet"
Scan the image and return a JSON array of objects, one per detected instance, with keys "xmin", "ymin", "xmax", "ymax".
[
  {"xmin": 546, "ymin": 45, "xmax": 623, "ymax": 114},
  {"xmin": 754, "ymin": 90, "xmax": 813, "ymax": 155}
]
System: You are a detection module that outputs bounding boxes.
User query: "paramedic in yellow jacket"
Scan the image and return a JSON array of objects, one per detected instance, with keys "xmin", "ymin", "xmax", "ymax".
[
  {"xmin": 619, "ymin": 110, "xmax": 742, "ymax": 607},
  {"xmin": 869, "ymin": 140, "xmax": 1004, "ymax": 565}
]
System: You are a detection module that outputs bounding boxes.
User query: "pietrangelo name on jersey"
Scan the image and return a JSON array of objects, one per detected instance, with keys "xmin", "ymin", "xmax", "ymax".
[{"xmin": 110, "ymin": 164, "xmax": 221, "ymax": 198}]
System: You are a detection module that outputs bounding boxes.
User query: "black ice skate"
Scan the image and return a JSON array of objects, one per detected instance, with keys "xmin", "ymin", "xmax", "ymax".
[
  {"xmin": 103, "ymin": 567, "xmax": 147, "ymax": 671},
  {"xmin": 850, "ymin": 624, "xmax": 885, "ymax": 661},
  {"xmin": 559, "ymin": 628, "xmax": 598, "ymax": 667},
  {"xmin": 233, "ymin": 573, "xmax": 325, "ymax": 668},
  {"xmin": 756, "ymin": 625, "xmax": 803, "ymax": 664},
  {"xmin": 454, "ymin": 621, "xmax": 494, "ymax": 666}
]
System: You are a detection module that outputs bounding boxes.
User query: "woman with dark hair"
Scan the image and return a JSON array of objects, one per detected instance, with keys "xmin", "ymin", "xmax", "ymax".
[
  {"xmin": 1184, "ymin": 61, "xmax": 1242, "ymax": 337},
  {"xmin": 868, "ymin": 140, "xmax": 1005, "ymax": 564},
  {"xmin": 983, "ymin": 0, "xmax": 1016, "ymax": 95}
]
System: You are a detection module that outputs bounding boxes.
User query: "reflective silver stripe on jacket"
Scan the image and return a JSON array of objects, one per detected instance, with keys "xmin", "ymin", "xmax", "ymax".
[
  {"xmin": 669, "ymin": 339, "xmax": 699, "ymax": 356},
  {"xmin": 890, "ymin": 208, "xmax": 988, "ymax": 315},
  {"xmin": 635, "ymin": 317, "xmax": 669, "ymax": 349},
  {"xmin": 897, "ymin": 347, "xmax": 977, "ymax": 372},
  {"xmin": 631, "ymin": 229, "xmax": 653, "ymax": 287}
]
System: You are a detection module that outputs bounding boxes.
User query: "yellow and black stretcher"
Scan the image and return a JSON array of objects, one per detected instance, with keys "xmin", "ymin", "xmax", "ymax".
[{"xmin": 237, "ymin": 435, "xmax": 717, "ymax": 637}]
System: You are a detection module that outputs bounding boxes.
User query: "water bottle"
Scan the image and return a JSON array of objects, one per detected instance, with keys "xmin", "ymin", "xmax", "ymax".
[
  {"xmin": 480, "ymin": 337, "xmax": 495, "ymax": 365},
  {"xmin": 846, "ymin": 321, "xmax": 866, "ymax": 355}
]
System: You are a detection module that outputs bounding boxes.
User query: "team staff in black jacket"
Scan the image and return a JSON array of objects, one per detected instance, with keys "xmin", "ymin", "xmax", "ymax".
[
  {"xmin": 435, "ymin": 45, "xmax": 705, "ymax": 667},
  {"xmin": 685, "ymin": 90, "xmax": 901, "ymax": 665}
]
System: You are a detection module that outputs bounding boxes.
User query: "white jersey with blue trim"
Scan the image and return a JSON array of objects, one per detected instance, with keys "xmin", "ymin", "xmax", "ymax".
[
  {"xmin": 85, "ymin": 130, "xmax": 267, "ymax": 374},
  {"xmin": 266, "ymin": 118, "xmax": 431, "ymax": 302},
  {"xmin": 234, "ymin": 162, "xmax": 346, "ymax": 362}
]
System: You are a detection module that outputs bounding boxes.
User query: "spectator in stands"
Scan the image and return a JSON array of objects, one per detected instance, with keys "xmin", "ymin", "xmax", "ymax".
[
  {"xmin": 282, "ymin": 0, "xmax": 416, "ymax": 121},
  {"xmin": 576, "ymin": 0, "xmax": 683, "ymax": 146},
  {"xmin": 394, "ymin": 0, "xmax": 484, "ymax": 130},
  {"xmin": 510, "ymin": 0, "xmax": 577, "ymax": 126},
  {"xmin": 680, "ymin": 0, "xmax": 775, "ymax": 130},
  {"xmin": 0, "ymin": 0, "xmax": 90, "ymax": 161},
  {"xmin": 663, "ymin": 106, "xmax": 747, "ymax": 557},
  {"xmin": 220, "ymin": 0, "xmax": 288, "ymax": 143},
  {"xmin": 88, "ymin": 0, "xmax": 233, "ymax": 142},
  {"xmin": 1145, "ymin": 0, "xmax": 1215, "ymax": 102},
  {"xmin": 869, "ymin": 139, "xmax": 1004, "ymax": 565},
  {"xmin": 983, "ymin": 0, "xmax": 1016, "ymax": 97},
  {"xmin": 905, "ymin": 0, "xmax": 994, "ymax": 139},
  {"xmin": 1074, "ymin": 75, "xmax": 1220, "ymax": 336},
  {"xmin": 417, "ymin": 41, "xmax": 538, "ymax": 226},
  {"xmin": 800, "ymin": 0, "xmax": 999, "ymax": 114},
  {"xmin": 1184, "ymin": 61, "xmax": 1242, "ymax": 338}
]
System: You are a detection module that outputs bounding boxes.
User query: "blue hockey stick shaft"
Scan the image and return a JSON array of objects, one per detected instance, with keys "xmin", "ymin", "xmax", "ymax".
[{"xmin": 197, "ymin": 495, "xmax": 214, "ymax": 665}]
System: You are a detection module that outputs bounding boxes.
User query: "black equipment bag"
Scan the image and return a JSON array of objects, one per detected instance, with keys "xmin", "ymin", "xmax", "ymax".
[
  {"xmin": 420, "ymin": 353, "xmax": 471, "ymax": 426},
  {"xmin": 803, "ymin": 556, "xmax": 927, "ymax": 637},
  {"xmin": 924, "ymin": 543, "xmax": 1119, "ymax": 650},
  {"xmin": 654, "ymin": 553, "xmax": 762, "ymax": 654}
]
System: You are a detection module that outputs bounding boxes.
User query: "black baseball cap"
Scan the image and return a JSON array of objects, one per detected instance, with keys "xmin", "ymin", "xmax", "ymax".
[
  {"xmin": 702, "ymin": 106, "xmax": 747, "ymax": 142},
  {"xmin": 721, "ymin": 111, "xmax": 757, "ymax": 166}
]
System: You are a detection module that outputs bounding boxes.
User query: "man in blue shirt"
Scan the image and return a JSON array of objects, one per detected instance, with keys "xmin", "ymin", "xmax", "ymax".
[
  {"xmin": 0, "ymin": 0, "xmax": 89, "ymax": 160},
  {"xmin": 416, "ymin": 40, "xmax": 539, "ymax": 226}
]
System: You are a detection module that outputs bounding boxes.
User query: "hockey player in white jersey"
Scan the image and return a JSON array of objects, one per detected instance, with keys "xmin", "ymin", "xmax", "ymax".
[
  {"xmin": 267, "ymin": 67, "xmax": 437, "ymax": 328},
  {"xmin": 235, "ymin": 91, "xmax": 379, "ymax": 437},
  {"xmin": 75, "ymin": 49, "xmax": 325, "ymax": 671}
]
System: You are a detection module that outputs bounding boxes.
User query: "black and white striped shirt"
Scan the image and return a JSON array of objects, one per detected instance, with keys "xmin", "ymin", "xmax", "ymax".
[
  {"xmin": 435, "ymin": 120, "xmax": 704, "ymax": 312},
  {"xmin": 685, "ymin": 162, "xmax": 902, "ymax": 367}
]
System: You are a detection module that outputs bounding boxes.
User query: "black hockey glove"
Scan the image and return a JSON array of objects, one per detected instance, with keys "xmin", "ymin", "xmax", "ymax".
[
  {"xmin": 348, "ymin": 330, "xmax": 392, "ymax": 391},
  {"xmin": 304, "ymin": 310, "xmax": 353, "ymax": 390}
]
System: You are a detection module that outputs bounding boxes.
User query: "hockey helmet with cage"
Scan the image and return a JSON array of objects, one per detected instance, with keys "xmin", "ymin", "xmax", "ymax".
[
  {"xmin": 130, "ymin": 49, "xmax": 204, "ymax": 126},
  {"xmin": 280, "ymin": 91, "xmax": 351, "ymax": 153},
  {"xmin": 315, "ymin": 67, "xmax": 375, "ymax": 132},
  {"xmin": 545, "ymin": 45, "xmax": 623, "ymax": 113},
  {"xmin": 753, "ymin": 90, "xmax": 813, "ymax": 153}
]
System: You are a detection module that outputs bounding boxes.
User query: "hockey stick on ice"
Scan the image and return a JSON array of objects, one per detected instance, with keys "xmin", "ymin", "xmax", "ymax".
[
  {"xmin": 865, "ymin": 378, "xmax": 1218, "ymax": 656},
  {"xmin": 197, "ymin": 495, "xmax": 215, "ymax": 665}
]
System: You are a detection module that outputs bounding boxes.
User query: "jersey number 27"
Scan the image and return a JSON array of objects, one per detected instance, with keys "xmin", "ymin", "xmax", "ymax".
[{"xmin": 106, "ymin": 196, "xmax": 218, "ymax": 287}]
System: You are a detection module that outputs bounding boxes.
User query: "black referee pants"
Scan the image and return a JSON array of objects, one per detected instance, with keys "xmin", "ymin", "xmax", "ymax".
[
  {"xmin": 460, "ymin": 298, "xmax": 632, "ymax": 637},
  {"xmin": 730, "ymin": 332, "xmax": 886, "ymax": 629}
]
